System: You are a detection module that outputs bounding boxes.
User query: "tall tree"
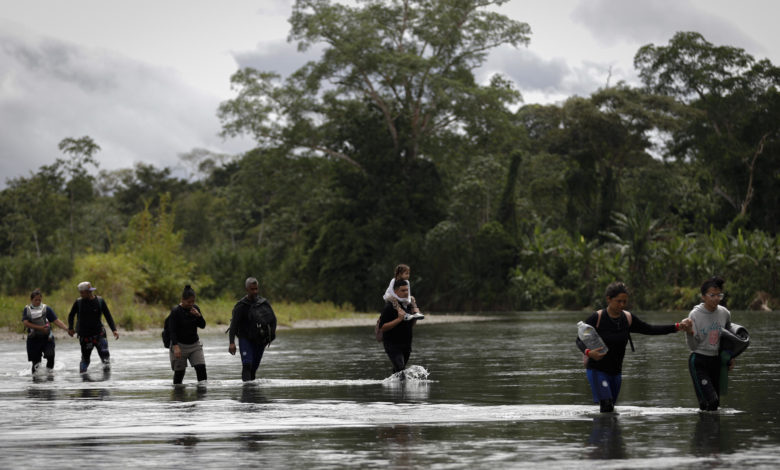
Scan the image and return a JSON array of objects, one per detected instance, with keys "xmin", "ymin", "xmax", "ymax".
[
  {"xmin": 218, "ymin": 0, "xmax": 529, "ymax": 167},
  {"xmin": 635, "ymin": 32, "xmax": 780, "ymax": 230},
  {"xmin": 57, "ymin": 136, "xmax": 100, "ymax": 260},
  {"xmin": 217, "ymin": 0, "xmax": 531, "ymax": 308}
]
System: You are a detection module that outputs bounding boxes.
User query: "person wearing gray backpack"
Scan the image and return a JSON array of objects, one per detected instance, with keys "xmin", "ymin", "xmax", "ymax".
[
  {"xmin": 22, "ymin": 289, "xmax": 69, "ymax": 376},
  {"xmin": 228, "ymin": 277, "xmax": 277, "ymax": 382}
]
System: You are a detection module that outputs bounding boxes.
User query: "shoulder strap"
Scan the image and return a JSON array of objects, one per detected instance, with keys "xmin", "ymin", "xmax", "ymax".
[
  {"xmin": 595, "ymin": 310, "xmax": 603, "ymax": 328},
  {"xmin": 624, "ymin": 310, "xmax": 635, "ymax": 351}
]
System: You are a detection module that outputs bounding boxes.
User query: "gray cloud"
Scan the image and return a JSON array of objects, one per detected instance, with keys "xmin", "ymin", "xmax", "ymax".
[
  {"xmin": 487, "ymin": 46, "xmax": 570, "ymax": 92},
  {"xmin": 256, "ymin": 0, "xmax": 293, "ymax": 16},
  {"xmin": 572, "ymin": 0, "xmax": 763, "ymax": 55},
  {"xmin": 0, "ymin": 24, "xmax": 252, "ymax": 186},
  {"xmin": 484, "ymin": 47, "xmax": 615, "ymax": 101},
  {"xmin": 233, "ymin": 39, "xmax": 324, "ymax": 78}
]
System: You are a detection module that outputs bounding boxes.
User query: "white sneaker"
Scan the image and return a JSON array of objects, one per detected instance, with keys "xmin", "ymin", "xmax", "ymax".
[{"xmin": 410, "ymin": 312, "xmax": 425, "ymax": 320}]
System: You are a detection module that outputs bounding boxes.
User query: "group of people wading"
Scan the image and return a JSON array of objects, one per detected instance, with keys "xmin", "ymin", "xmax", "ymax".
[
  {"xmin": 22, "ymin": 277, "xmax": 276, "ymax": 385},
  {"xmin": 21, "ymin": 266, "xmax": 742, "ymax": 412}
]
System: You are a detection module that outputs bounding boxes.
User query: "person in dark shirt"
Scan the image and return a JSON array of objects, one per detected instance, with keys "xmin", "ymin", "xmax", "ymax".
[
  {"xmin": 22, "ymin": 289, "xmax": 69, "ymax": 376},
  {"xmin": 168, "ymin": 284, "xmax": 207, "ymax": 385},
  {"xmin": 378, "ymin": 279, "xmax": 417, "ymax": 375},
  {"xmin": 576, "ymin": 281, "xmax": 692, "ymax": 412},
  {"xmin": 67, "ymin": 281, "xmax": 119, "ymax": 373},
  {"xmin": 228, "ymin": 277, "xmax": 277, "ymax": 382}
]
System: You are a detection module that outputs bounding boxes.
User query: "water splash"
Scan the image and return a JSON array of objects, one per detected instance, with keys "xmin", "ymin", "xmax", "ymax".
[{"xmin": 382, "ymin": 365, "xmax": 430, "ymax": 384}]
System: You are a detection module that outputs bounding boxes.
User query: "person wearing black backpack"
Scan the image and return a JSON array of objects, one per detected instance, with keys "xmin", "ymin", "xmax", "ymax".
[
  {"xmin": 228, "ymin": 277, "xmax": 277, "ymax": 382},
  {"xmin": 67, "ymin": 281, "xmax": 119, "ymax": 374}
]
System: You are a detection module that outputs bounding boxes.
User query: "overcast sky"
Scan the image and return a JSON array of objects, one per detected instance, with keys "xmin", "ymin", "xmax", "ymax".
[{"xmin": 1, "ymin": 0, "xmax": 778, "ymax": 186}]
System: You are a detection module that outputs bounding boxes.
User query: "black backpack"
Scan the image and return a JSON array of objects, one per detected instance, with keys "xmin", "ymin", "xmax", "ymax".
[
  {"xmin": 246, "ymin": 298, "xmax": 277, "ymax": 345},
  {"xmin": 161, "ymin": 314, "xmax": 171, "ymax": 348}
]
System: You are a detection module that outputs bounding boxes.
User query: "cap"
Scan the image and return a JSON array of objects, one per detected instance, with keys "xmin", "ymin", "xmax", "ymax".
[{"xmin": 77, "ymin": 281, "xmax": 97, "ymax": 292}]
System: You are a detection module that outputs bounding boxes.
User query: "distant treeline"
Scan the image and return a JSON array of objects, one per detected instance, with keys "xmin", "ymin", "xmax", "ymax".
[{"xmin": 1, "ymin": 2, "xmax": 778, "ymax": 312}]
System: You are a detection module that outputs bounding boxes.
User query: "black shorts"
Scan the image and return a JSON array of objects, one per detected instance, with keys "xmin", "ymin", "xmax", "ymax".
[{"xmin": 26, "ymin": 334, "xmax": 55, "ymax": 363}]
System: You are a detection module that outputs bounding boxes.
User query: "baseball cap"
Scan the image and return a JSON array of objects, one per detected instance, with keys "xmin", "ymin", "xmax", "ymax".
[{"xmin": 77, "ymin": 281, "xmax": 97, "ymax": 292}]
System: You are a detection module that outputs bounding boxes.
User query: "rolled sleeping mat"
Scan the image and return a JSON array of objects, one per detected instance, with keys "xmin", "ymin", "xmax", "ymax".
[
  {"xmin": 718, "ymin": 323, "xmax": 749, "ymax": 397},
  {"xmin": 720, "ymin": 323, "xmax": 749, "ymax": 359}
]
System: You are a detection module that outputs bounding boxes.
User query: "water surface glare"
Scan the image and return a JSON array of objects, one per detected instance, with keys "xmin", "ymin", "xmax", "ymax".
[{"xmin": 1, "ymin": 311, "xmax": 778, "ymax": 469}]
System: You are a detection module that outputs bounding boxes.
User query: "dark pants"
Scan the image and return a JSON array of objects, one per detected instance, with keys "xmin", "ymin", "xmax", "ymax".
[
  {"xmin": 383, "ymin": 342, "xmax": 411, "ymax": 373},
  {"xmin": 79, "ymin": 329, "xmax": 110, "ymax": 373},
  {"xmin": 238, "ymin": 337, "xmax": 265, "ymax": 381},
  {"xmin": 26, "ymin": 335, "xmax": 55, "ymax": 372},
  {"xmin": 689, "ymin": 352, "xmax": 721, "ymax": 411}
]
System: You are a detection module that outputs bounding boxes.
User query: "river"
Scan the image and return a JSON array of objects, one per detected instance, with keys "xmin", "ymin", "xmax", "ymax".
[{"xmin": 1, "ymin": 311, "xmax": 778, "ymax": 469}]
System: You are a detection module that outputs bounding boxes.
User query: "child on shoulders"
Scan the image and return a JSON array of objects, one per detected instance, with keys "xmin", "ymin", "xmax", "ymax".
[{"xmin": 383, "ymin": 264, "xmax": 424, "ymax": 321}]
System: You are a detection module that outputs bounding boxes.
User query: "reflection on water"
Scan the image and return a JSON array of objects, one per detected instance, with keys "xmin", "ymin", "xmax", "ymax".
[
  {"xmin": 239, "ymin": 383, "xmax": 269, "ymax": 404},
  {"xmin": 171, "ymin": 385, "xmax": 208, "ymax": 403},
  {"xmin": 26, "ymin": 386, "xmax": 57, "ymax": 401},
  {"xmin": 693, "ymin": 413, "xmax": 729, "ymax": 456},
  {"xmin": 77, "ymin": 387, "xmax": 110, "ymax": 400},
  {"xmin": 586, "ymin": 415, "xmax": 626, "ymax": 460},
  {"xmin": 172, "ymin": 434, "xmax": 200, "ymax": 448},
  {"xmin": 0, "ymin": 311, "xmax": 778, "ymax": 469}
]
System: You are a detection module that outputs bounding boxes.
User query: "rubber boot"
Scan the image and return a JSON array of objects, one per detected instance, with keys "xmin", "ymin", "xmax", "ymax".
[{"xmin": 242, "ymin": 364, "xmax": 252, "ymax": 382}]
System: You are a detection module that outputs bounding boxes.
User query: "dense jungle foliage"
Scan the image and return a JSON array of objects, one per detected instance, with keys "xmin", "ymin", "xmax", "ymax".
[{"xmin": 1, "ymin": 1, "xmax": 778, "ymax": 315}]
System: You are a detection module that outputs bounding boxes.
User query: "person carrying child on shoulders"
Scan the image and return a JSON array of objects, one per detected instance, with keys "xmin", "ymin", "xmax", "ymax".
[
  {"xmin": 378, "ymin": 279, "xmax": 418, "ymax": 375},
  {"xmin": 383, "ymin": 264, "xmax": 424, "ymax": 321}
]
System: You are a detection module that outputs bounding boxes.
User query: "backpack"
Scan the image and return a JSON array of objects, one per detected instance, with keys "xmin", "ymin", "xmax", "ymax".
[
  {"xmin": 161, "ymin": 314, "xmax": 171, "ymax": 348},
  {"xmin": 25, "ymin": 304, "xmax": 50, "ymax": 337},
  {"xmin": 246, "ymin": 298, "xmax": 277, "ymax": 345},
  {"xmin": 581, "ymin": 309, "xmax": 633, "ymax": 366}
]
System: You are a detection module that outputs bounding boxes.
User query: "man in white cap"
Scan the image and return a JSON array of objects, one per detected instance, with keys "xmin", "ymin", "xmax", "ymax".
[{"xmin": 67, "ymin": 281, "xmax": 119, "ymax": 373}]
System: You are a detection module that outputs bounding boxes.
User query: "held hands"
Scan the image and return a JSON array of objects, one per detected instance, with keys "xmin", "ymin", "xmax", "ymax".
[
  {"xmin": 678, "ymin": 318, "xmax": 693, "ymax": 334},
  {"xmin": 67, "ymin": 329, "xmax": 75, "ymax": 337}
]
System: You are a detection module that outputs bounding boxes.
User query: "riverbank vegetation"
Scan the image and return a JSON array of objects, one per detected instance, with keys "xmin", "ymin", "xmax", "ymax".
[
  {"xmin": 1, "ymin": 1, "xmax": 778, "ymax": 330},
  {"xmin": 0, "ymin": 291, "xmax": 358, "ymax": 333}
]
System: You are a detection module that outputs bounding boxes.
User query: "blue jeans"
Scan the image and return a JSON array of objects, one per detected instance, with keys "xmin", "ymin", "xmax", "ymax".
[
  {"xmin": 238, "ymin": 337, "xmax": 265, "ymax": 371},
  {"xmin": 586, "ymin": 369, "xmax": 622, "ymax": 404},
  {"xmin": 79, "ymin": 329, "xmax": 110, "ymax": 373}
]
